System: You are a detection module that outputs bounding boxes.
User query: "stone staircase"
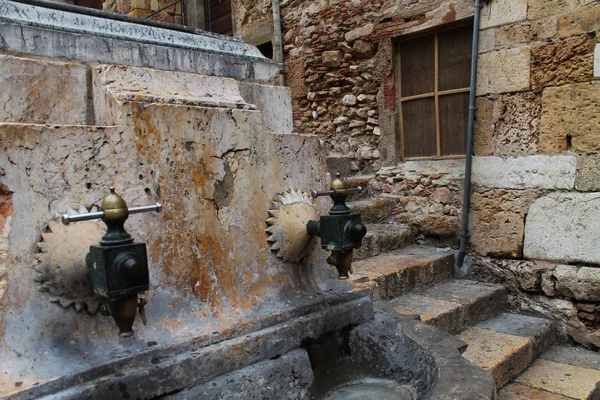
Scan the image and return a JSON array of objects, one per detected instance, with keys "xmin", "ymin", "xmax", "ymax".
[
  {"xmin": 339, "ymin": 159, "xmax": 600, "ymax": 399},
  {"xmin": 349, "ymin": 244, "xmax": 600, "ymax": 399}
]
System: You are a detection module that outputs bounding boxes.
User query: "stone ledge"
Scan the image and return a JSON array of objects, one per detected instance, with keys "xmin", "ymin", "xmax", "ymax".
[
  {"xmin": 472, "ymin": 155, "xmax": 576, "ymax": 190},
  {"xmin": 0, "ymin": 4, "xmax": 279, "ymax": 82},
  {"xmin": 8, "ymin": 295, "xmax": 374, "ymax": 399}
]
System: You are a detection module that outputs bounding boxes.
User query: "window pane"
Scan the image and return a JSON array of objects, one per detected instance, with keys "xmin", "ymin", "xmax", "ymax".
[
  {"xmin": 439, "ymin": 92, "xmax": 469, "ymax": 156},
  {"xmin": 438, "ymin": 25, "xmax": 472, "ymax": 91},
  {"xmin": 400, "ymin": 35, "xmax": 435, "ymax": 97},
  {"xmin": 402, "ymin": 98, "xmax": 437, "ymax": 158}
]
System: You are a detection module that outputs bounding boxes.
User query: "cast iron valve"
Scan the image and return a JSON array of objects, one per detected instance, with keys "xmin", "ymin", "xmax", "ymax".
[
  {"xmin": 307, "ymin": 173, "xmax": 367, "ymax": 279},
  {"xmin": 62, "ymin": 187, "xmax": 161, "ymax": 337}
]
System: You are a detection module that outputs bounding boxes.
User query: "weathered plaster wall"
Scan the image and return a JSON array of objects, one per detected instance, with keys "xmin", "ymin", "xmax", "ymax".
[
  {"xmin": 0, "ymin": 52, "xmax": 349, "ymax": 397},
  {"xmin": 467, "ymin": 0, "xmax": 600, "ymax": 348}
]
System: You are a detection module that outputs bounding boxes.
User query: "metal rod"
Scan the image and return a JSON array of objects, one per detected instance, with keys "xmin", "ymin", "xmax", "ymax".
[
  {"xmin": 311, "ymin": 187, "xmax": 362, "ymax": 198},
  {"xmin": 62, "ymin": 211, "xmax": 105, "ymax": 225},
  {"xmin": 129, "ymin": 203, "xmax": 163, "ymax": 214},
  {"xmin": 62, "ymin": 203, "xmax": 162, "ymax": 225},
  {"xmin": 457, "ymin": 0, "xmax": 483, "ymax": 269},
  {"xmin": 145, "ymin": 0, "xmax": 182, "ymax": 19}
]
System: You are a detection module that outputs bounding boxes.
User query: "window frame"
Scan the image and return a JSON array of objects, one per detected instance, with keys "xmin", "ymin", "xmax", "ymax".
[{"xmin": 395, "ymin": 21, "xmax": 473, "ymax": 161}]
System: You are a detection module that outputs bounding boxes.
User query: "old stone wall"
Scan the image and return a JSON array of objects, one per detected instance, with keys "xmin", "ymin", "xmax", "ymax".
[
  {"xmin": 467, "ymin": 0, "xmax": 600, "ymax": 348},
  {"xmin": 281, "ymin": 0, "xmax": 473, "ymax": 170}
]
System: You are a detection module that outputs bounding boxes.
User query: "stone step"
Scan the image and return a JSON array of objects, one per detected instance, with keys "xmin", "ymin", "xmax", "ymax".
[
  {"xmin": 389, "ymin": 279, "xmax": 507, "ymax": 334},
  {"xmin": 499, "ymin": 344, "xmax": 600, "ymax": 400},
  {"xmin": 350, "ymin": 246, "xmax": 454, "ymax": 300},
  {"xmin": 348, "ymin": 197, "xmax": 396, "ymax": 223},
  {"xmin": 458, "ymin": 313, "xmax": 555, "ymax": 390},
  {"xmin": 354, "ymin": 223, "xmax": 413, "ymax": 261},
  {"xmin": 346, "ymin": 174, "xmax": 375, "ymax": 200}
]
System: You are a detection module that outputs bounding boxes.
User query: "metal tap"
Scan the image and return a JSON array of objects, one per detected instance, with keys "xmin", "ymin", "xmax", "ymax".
[
  {"xmin": 307, "ymin": 173, "xmax": 367, "ymax": 279},
  {"xmin": 62, "ymin": 187, "xmax": 161, "ymax": 337}
]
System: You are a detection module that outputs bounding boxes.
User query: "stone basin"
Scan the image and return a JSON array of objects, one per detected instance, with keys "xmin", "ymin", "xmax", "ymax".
[
  {"xmin": 163, "ymin": 301, "xmax": 497, "ymax": 400},
  {"xmin": 8, "ymin": 292, "xmax": 496, "ymax": 400}
]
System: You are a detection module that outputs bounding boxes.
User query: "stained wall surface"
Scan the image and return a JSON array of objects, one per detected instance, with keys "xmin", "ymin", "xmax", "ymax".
[{"xmin": 0, "ymin": 52, "xmax": 344, "ymax": 396}]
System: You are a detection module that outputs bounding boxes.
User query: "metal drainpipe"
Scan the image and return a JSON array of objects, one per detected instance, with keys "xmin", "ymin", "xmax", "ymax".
[
  {"xmin": 457, "ymin": 0, "xmax": 486, "ymax": 269},
  {"xmin": 272, "ymin": 0, "xmax": 285, "ymax": 85}
]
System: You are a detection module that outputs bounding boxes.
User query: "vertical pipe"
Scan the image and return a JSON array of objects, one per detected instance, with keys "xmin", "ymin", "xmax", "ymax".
[
  {"xmin": 457, "ymin": 0, "xmax": 484, "ymax": 269},
  {"xmin": 272, "ymin": 0, "xmax": 285, "ymax": 85}
]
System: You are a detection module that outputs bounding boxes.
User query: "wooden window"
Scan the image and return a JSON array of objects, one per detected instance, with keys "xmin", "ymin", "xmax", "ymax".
[
  {"xmin": 397, "ymin": 24, "xmax": 472, "ymax": 159},
  {"xmin": 204, "ymin": 0, "xmax": 233, "ymax": 35}
]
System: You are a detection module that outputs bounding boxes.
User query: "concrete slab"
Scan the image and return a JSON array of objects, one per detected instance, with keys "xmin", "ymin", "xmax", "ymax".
[
  {"xmin": 515, "ymin": 359, "xmax": 600, "ymax": 399},
  {"xmin": 459, "ymin": 327, "xmax": 533, "ymax": 389},
  {"xmin": 498, "ymin": 383, "xmax": 572, "ymax": 400},
  {"xmin": 477, "ymin": 313, "xmax": 555, "ymax": 355},
  {"xmin": 541, "ymin": 344, "xmax": 600, "ymax": 371}
]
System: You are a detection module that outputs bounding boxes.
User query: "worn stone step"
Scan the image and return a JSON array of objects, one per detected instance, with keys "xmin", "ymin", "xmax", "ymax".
[
  {"xmin": 499, "ymin": 344, "xmax": 600, "ymax": 400},
  {"xmin": 354, "ymin": 223, "xmax": 413, "ymax": 261},
  {"xmin": 389, "ymin": 279, "xmax": 507, "ymax": 333},
  {"xmin": 459, "ymin": 313, "xmax": 555, "ymax": 390},
  {"xmin": 348, "ymin": 197, "xmax": 396, "ymax": 223},
  {"xmin": 346, "ymin": 174, "xmax": 376, "ymax": 200},
  {"xmin": 350, "ymin": 246, "xmax": 454, "ymax": 300}
]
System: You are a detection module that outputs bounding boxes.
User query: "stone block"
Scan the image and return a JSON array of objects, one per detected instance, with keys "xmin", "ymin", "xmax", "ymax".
[
  {"xmin": 285, "ymin": 58, "xmax": 308, "ymax": 99},
  {"xmin": 352, "ymin": 39, "xmax": 375, "ymax": 59},
  {"xmin": 345, "ymin": 24, "xmax": 374, "ymax": 43},
  {"xmin": 498, "ymin": 384, "xmax": 572, "ymax": 400},
  {"xmin": 558, "ymin": 4, "xmax": 600, "ymax": 38},
  {"xmin": 130, "ymin": 0, "xmax": 150, "ymax": 9},
  {"xmin": 459, "ymin": 327, "xmax": 533, "ymax": 389},
  {"xmin": 480, "ymin": 0, "xmax": 527, "ymax": 29},
  {"xmin": 515, "ymin": 359, "xmax": 600, "ymax": 399},
  {"xmin": 540, "ymin": 82, "xmax": 600, "ymax": 152},
  {"xmin": 238, "ymin": 82, "xmax": 293, "ymax": 133},
  {"xmin": 491, "ymin": 92, "xmax": 541, "ymax": 156},
  {"xmin": 472, "ymin": 156, "xmax": 576, "ymax": 190},
  {"xmin": 470, "ymin": 189, "xmax": 540, "ymax": 258},
  {"xmin": 524, "ymin": 193, "xmax": 600, "ymax": 264},
  {"xmin": 595, "ymin": 44, "xmax": 600, "ymax": 79},
  {"xmin": 349, "ymin": 198, "xmax": 394, "ymax": 223},
  {"xmin": 477, "ymin": 47, "xmax": 531, "ymax": 95},
  {"xmin": 354, "ymin": 224, "xmax": 412, "ymax": 260},
  {"xmin": 478, "ymin": 29, "xmax": 495, "ymax": 53},
  {"xmin": 322, "ymin": 50, "xmax": 342, "ymax": 68},
  {"xmin": 576, "ymin": 153, "xmax": 600, "ymax": 191},
  {"xmin": 473, "ymin": 97, "xmax": 493, "ymax": 155},
  {"xmin": 554, "ymin": 265, "xmax": 600, "ymax": 301},
  {"xmin": 0, "ymin": 55, "xmax": 87, "ymax": 124},
  {"xmin": 342, "ymin": 94, "xmax": 357, "ymax": 106},
  {"xmin": 532, "ymin": 34, "xmax": 595, "ymax": 88},
  {"xmin": 495, "ymin": 19, "xmax": 557, "ymax": 47},
  {"xmin": 420, "ymin": 215, "xmax": 459, "ymax": 237},
  {"xmin": 528, "ymin": 0, "xmax": 573, "ymax": 20}
]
